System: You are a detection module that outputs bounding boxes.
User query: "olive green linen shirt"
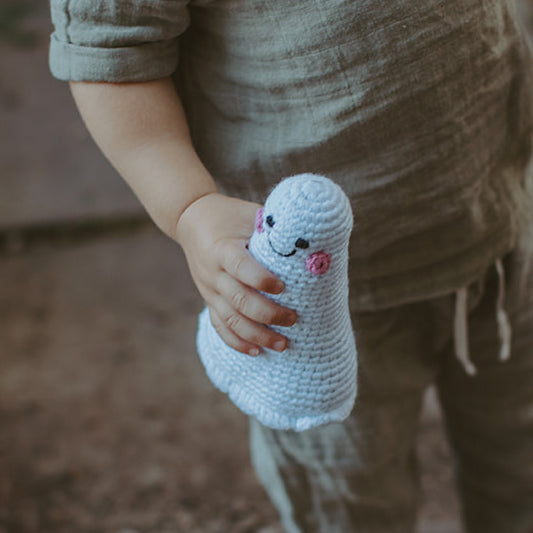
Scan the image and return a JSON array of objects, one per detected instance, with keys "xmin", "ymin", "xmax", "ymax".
[{"xmin": 49, "ymin": 0, "xmax": 533, "ymax": 310}]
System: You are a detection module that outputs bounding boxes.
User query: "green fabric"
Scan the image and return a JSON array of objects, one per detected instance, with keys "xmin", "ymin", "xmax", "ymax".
[
  {"xmin": 49, "ymin": 0, "xmax": 533, "ymax": 310},
  {"xmin": 49, "ymin": 0, "xmax": 189, "ymax": 81}
]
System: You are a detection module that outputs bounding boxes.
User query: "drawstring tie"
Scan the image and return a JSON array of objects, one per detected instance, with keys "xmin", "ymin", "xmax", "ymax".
[
  {"xmin": 453, "ymin": 258, "xmax": 512, "ymax": 376},
  {"xmin": 495, "ymin": 258, "xmax": 512, "ymax": 363}
]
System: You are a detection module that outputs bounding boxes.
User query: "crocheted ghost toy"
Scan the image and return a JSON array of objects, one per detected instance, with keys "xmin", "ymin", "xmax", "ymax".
[{"xmin": 196, "ymin": 173, "xmax": 357, "ymax": 431}]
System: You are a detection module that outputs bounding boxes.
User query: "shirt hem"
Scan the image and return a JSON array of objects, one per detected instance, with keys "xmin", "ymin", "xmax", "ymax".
[{"xmin": 348, "ymin": 229, "xmax": 517, "ymax": 312}]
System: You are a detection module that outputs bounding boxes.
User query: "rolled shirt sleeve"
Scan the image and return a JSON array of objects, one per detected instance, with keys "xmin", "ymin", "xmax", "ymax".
[{"xmin": 49, "ymin": 0, "xmax": 191, "ymax": 82}]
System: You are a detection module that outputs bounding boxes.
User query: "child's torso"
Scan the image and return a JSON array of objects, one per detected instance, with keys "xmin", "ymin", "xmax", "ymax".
[{"xmin": 175, "ymin": 0, "xmax": 533, "ymax": 309}]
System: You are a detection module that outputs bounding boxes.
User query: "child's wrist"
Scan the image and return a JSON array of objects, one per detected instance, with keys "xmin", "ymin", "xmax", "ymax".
[{"xmin": 174, "ymin": 190, "xmax": 221, "ymax": 245}]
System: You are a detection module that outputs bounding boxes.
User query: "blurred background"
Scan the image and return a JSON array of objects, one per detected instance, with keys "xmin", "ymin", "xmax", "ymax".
[{"xmin": 1, "ymin": 2, "xmax": 533, "ymax": 532}]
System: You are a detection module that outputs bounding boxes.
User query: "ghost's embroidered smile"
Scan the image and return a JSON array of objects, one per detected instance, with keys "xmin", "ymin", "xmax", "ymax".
[
  {"xmin": 267, "ymin": 234, "xmax": 296, "ymax": 257},
  {"xmin": 265, "ymin": 214, "xmax": 310, "ymax": 257}
]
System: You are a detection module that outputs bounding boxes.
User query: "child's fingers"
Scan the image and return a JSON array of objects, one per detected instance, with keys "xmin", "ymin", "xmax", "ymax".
[
  {"xmin": 215, "ymin": 271, "xmax": 297, "ymax": 327},
  {"xmin": 209, "ymin": 307, "xmax": 261, "ymax": 356},
  {"xmin": 210, "ymin": 296, "xmax": 289, "ymax": 353},
  {"xmin": 218, "ymin": 240, "xmax": 284, "ymax": 294}
]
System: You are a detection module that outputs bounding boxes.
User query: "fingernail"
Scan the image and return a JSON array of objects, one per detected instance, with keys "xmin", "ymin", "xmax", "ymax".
[
  {"xmin": 273, "ymin": 340, "xmax": 285, "ymax": 352},
  {"xmin": 249, "ymin": 348, "xmax": 260, "ymax": 356},
  {"xmin": 273, "ymin": 280, "xmax": 284, "ymax": 293},
  {"xmin": 285, "ymin": 312, "xmax": 297, "ymax": 326}
]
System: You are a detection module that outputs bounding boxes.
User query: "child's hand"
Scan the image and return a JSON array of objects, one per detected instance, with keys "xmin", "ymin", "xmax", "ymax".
[{"xmin": 176, "ymin": 193, "xmax": 298, "ymax": 357}]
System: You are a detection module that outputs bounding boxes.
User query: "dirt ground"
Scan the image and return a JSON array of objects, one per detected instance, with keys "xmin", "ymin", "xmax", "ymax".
[
  {"xmin": 2, "ymin": 1, "xmax": 533, "ymax": 532},
  {"xmin": 0, "ymin": 227, "xmax": 459, "ymax": 533}
]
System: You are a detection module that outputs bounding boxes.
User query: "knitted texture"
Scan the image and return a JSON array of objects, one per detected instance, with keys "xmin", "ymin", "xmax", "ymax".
[{"xmin": 196, "ymin": 174, "xmax": 357, "ymax": 431}]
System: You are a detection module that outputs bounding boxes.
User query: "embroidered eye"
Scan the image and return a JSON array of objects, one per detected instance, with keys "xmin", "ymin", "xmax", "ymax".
[
  {"xmin": 295, "ymin": 238, "xmax": 309, "ymax": 249},
  {"xmin": 266, "ymin": 215, "xmax": 274, "ymax": 227}
]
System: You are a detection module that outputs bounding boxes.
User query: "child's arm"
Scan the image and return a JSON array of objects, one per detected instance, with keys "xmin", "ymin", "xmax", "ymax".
[{"xmin": 70, "ymin": 77, "xmax": 297, "ymax": 356}]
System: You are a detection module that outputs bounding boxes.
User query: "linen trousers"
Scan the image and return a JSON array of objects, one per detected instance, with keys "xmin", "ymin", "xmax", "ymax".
[{"xmin": 249, "ymin": 228, "xmax": 533, "ymax": 533}]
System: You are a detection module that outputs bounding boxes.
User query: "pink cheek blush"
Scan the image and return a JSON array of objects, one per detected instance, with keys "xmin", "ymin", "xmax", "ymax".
[
  {"xmin": 306, "ymin": 251, "xmax": 331, "ymax": 275},
  {"xmin": 255, "ymin": 207, "xmax": 264, "ymax": 233}
]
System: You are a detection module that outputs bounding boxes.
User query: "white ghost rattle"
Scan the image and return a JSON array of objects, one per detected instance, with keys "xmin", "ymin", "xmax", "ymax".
[{"xmin": 196, "ymin": 173, "xmax": 358, "ymax": 431}]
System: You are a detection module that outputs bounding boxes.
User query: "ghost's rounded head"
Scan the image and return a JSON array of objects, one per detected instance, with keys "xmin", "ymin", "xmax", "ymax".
[{"xmin": 251, "ymin": 174, "xmax": 353, "ymax": 276}]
